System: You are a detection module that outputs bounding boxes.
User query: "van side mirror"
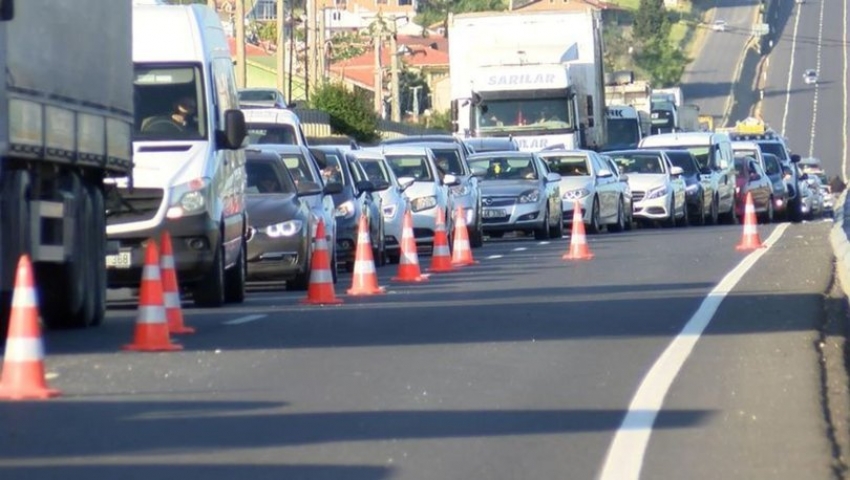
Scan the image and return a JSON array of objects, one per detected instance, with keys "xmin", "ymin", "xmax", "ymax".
[
  {"xmin": 0, "ymin": 0, "xmax": 13, "ymax": 21},
  {"xmin": 218, "ymin": 109, "xmax": 247, "ymax": 150}
]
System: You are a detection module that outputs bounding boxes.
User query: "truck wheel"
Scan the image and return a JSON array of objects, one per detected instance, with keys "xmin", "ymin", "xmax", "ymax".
[
  {"xmin": 86, "ymin": 182, "xmax": 107, "ymax": 326},
  {"xmin": 224, "ymin": 237, "xmax": 247, "ymax": 304},
  {"xmin": 192, "ymin": 240, "xmax": 225, "ymax": 307},
  {"xmin": 0, "ymin": 170, "xmax": 33, "ymax": 333}
]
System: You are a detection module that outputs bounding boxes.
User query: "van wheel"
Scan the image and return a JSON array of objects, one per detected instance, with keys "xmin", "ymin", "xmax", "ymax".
[
  {"xmin": 224, "ymin": 237, "xmax": 246, "ymax": 303},
  {"xmin": 193, "ymin": 240, "xmax": 225, "ymax": 308}
]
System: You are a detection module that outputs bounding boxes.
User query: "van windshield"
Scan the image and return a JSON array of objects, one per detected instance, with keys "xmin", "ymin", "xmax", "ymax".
[{"xmin": 133, "ymin": 65, "xmax": 207, "ymax": 141}]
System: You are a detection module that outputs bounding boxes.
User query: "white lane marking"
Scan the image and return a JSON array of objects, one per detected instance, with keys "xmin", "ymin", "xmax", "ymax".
[
  {"xmin": 487, "ymin": 254, "xmax": 503, "ymax": 260},
  {"xmin": 513, "ymin": 247, "xmax": 528, "ymax": 252},
  {"xmin": 539, "ymin": 241, "xmax": 551, "ymax": 246},
  {"xmin": 598, "ymin": 223, "xmax": 789, "ymax": 480},
  {"xmin": 781, "ymin": 2, "xmax": 804, "ymax": 135},
  {"xmin": 222, "ymin": 314, "xmax": 267, "ymax": 325},
  {"xmin": 845, "ymin": 0, "xmax": 849, "ymax": 182},
  {"xmin": 808, "ymin": 0, "xmax": 826, "ymax": 157}
]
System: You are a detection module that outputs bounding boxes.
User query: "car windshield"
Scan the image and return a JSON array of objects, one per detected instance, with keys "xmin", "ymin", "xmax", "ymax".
[
  {"xmin": 429, "ymin": 148, "xmax": 465, "ymax": 176},
  {"xmin": 468, "ymin": 155, "xmax": 538, "ymax": 180},
  {"xmin": 611, "ymin": 153, "xmax": 666, "ymax": 174},
  {"xmin": 278, "ymin": 153, "xmax": 320, "ymax": 184},
  {"xmin": 540, "ymin": 155, "xmax": 590, "ymax": 176},
  {"xmin": 248, "ymin": 123, "xmax": 298, "ymax": 145},
  {"xmin": 756, "ymin": 141, "xmax": 789, "ymax": 162},
  {"xmin": 664, "ymin": 151, "xmax": 699, "ymax": 175},
  {"xmin": 240, "ymin": 90, "xmax": 278, "ymax": 102},
  {"xmin": 385, "ymin": 154, "xmax": 435, "ymax": 181},
  {"xmin": 134, "ymin": 65, "xmax": 207, "ymax": 141},
  {"xmin": 359, "ymin": 158, "xmax": 392, "ymax": 183},
  {"xmin": 763, "ymin": 155, "xmax": 781, "ymax": 175},
  {"xmin": 246, "ymin": 160, "xmax": 296, "ymax": 194}
]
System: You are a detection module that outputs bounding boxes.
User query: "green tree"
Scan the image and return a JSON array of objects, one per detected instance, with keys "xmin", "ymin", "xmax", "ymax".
[
  {"xmin": 424, "ymin": 109, "xmax": 451, "ymax": 131},
  {"xmin": 415, "ymin": 0, "xmax": 507, "ymax": 33},
  {"xmin": 310, "ymin": 82, "xmax": 380, "ymax": 143},
  {"xmin": 634, "ymin": 37, "xmax": 689, "ymax": 87},
  {"xmin": 398, "ymin": 69, "xmax": 430, "ymax": 117},
  {"xmin": 633, "ymin": 0, "xmax": 669, "ymax": 41}
]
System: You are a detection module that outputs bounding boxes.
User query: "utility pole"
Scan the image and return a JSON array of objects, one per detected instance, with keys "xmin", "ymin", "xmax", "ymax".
[
  {"xmin": 317, "ymin": 7, "xmax": 327, "ymax": 81},
  {"xmin": 373, "ymin": 17, "xmax": 383, "ymax": 116},
  {"xmin": 411, "ymin": 85, "xmax": 423, "ymax": 123},
  {"xmin": 208, "ymin": 0, "xmax": 216, "ymax": 11},
  {"xmin": 389, "ymin": 17, "xmax": 401, "ymax": 122},
  {"xmin": 305, "ymin": 0, "xmax": 317, "ymax": 99},
  {"xmin": 276, "ymin": 0, "xmax": 286, "ymax": 98},
  {"xmin": 235, "ymin": 0, "xmax": 247, "ymax": 88}
]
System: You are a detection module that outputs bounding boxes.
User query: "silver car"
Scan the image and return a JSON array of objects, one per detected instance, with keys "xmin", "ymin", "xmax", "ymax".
[
  {"xmin": 467, "ymin": 152, "xmax": 563, "ymax": 240},
  {"xmin": 607, "ymin": 149, "xmax": 688, "ymax": 227},
  {"xmin": 538, "ymin": 149, "xmax": 630, "ymax": 233},
  {"xmin": 354, "ymin": 152, "xmax": 414, "ymax": 264},
  {"xmin": 371, "ymin": 146, "xmax": 458, "ymax": 249}
]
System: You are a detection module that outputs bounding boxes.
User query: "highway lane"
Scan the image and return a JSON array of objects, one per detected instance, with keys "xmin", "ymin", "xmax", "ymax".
[
  {"xmin": 0, "ymin": 222, "xmax": 836, "ymax": 479},
  {"xmin": 681, "ymin": 0, "xmax": 759, "ymax": 125}
]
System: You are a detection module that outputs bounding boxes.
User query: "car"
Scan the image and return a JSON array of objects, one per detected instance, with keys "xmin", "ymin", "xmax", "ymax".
[
  {"xmin": 244, "ymin": 150, "xmax": 315, "ymax": 290},
  {"xmin": 600, "ymin": 153, "xmax": 635, "ymax": 230},
  {"xmin": 377, "ymin": 145, "xmax": 458, "ymax": 249},
  {"xmin": 803, "ymin": 69, "xmax": 818, "ymax": 85},
  {"xmin": 463, "ymin": 137, "xmax": 521, "ymax": 153},
  {"xmin": 822, "ymin": 184, "xmax": 835, "ymax": 215},
  {"xmin": 310, "ymin": 146, "xmax": 386, "ymax": 272},
  {"xmin": 712, "ymin": 20, "xmax": 727, "ymax": 31},
  {"xmin": 734, "ymin": 155, "xmax": 775, "ymax": 223},
  {"xmin": 255, "ymin": 144, "xmax": 342, "ymax": 279},
  {"xmin": 536, "ymin": 149, "xmax": 626, "ymax": 233},
  {"xmin": 238, "ymin": 87, "xmax": 291, "ymax": 109},
  {"xmin": 664, "ymin": 149, "xmax": 714, "ymax": 225},
  {"xmin": 804, "ymin": 174, "xmax": 826, "ymax": 218},
  {"xmin": 355, "ymin": 152, "xmax": 414, "ymax": 263},
  {"xmin": 606, "ymin": 149, "xmax": 688, "ymax": 227},
  {"xmin": 244, "ymin": 108, "xmax": 309, "ymax": 146},
  {"xmin": 761, "ymin": 152, "xmax": 790, "ymax": 220},
  {"xmin": 381, "ymin": 135, "xmax": 484, "ymax": 247},
  {"xmin": 467, "ymin": 151, "xmax": 563, "ymax": 239}
]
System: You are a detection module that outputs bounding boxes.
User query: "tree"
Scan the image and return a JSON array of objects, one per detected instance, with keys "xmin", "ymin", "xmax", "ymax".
[
  {"xmin": 633, "ymin": 0, "xmax": 669, "ymax": 41},
  {"xmin": 398, "ymin": 69, "xmax": 430, "ymax": 117},
  {"xmin": 415, "ymin": 0, "xmax": 507, "ymax": 33},
  {"xmin": 634, "ymin": 37, "xmax": 689, "ymax": 87},
  {"xmin": 310, "ymin": 82, "xmax": 380, "ymax": 143}
]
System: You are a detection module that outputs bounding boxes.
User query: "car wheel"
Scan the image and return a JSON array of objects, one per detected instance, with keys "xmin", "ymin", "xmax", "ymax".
[
  {"xmin": 535, "ymin": 208, "xmax": 551, "ymax": 240},
  {"xmin": 488, "ymin": 231, "xmax": 504, "ymax": 239},
  {"xmin": 587, "ymin": 197, "xmax": 601, "ymax": 234},
  {"xmin": 676, "ymin": 201, "xmax": 690, "ymax": 227},
  {"xmin": 471, "ymin": 218, "xmax": 485, "ymax": 248},
  {"xmin": 224, "ymin": 237, "xmax": 247, "ymax": 304},
  {"xmin": 548, "ymin": 207, "xmax": 564, "ymax": 238},
  {"xmin": 664, "ymin": 197, "xmax": 676, "ymax": 228},
  {"xmin": 708, "ymin": 195, "xmax": 719, "ymax": 225},
  {"xmin": 608, "ymin": 198, "xmax": 626, "ymax": 233},
  {"xmin": 193, "ymin": 238, "xmax": 225, "ymax": 308}
]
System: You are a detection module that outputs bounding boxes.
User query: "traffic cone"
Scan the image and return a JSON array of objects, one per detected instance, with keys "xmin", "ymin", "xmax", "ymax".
[
  {"xmin": 160, "ymin": 231, "xmax": 194, "ymax": 334},
  {"xmin": 347, "ymin": 214, "xmax": 386, "ymax": 295},
  {"xmin": 451, "ymin": 206, "xmax": 477, "ymax": 267},
  {"xmin": 392, "ymin": 209, "xmax": 429, "ymax": 282},
  {"xmin": 429, "ymin": 208, "xmax": 454, "ymax": 273},
  {"xmin": 736, "ymin": 192, "xmax": 765, "ymax": 250},
  {"xmin": 123, "ymin": 241, "xmax": 182, "ymax": 352},
  {"xmin": 301, "ymin": 219, "xmax": 343, "ymax": 305},
  {"xmin": 0, "ymin": 255, "xmax": 60, "ymax": 400},
  {"xmin": 563, "ymin": 203, "xmax": 594, "ymax": 260}
]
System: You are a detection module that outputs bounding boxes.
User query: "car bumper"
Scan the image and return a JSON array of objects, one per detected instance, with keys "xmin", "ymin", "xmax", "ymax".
[
  {"xmin": 561, "ymin": 197, "xmax": 593, "ymax": 223},
  {"xmin": 633, "ymin": 195, "xmax": 671, "ymax": 220},
  {"xmin": 246, "ymin": 229, "xmax": 310, "ymax": 281},
  {"xmin": 481, "ymin": 202, "xmax": 545, "ymax": 231}
]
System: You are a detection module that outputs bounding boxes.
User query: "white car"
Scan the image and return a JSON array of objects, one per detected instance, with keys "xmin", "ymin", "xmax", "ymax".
[
  {"xmin": 607, "ymin": 149, "xmax": 688, "ymax": 227},
  {"xmin": 356, "ymin": 153, "xmax": 414, "ymax": 264},
  {"xmin": 712, "ymin": 20, "xmax": 727, "ymax": 31},
  {"xmin": 803, "ymin": 69, "xmax": 818, "ymax": 84}
]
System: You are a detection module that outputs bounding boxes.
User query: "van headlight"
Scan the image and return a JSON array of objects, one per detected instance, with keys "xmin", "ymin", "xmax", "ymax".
[
  {"xmin": 518, "ymin": 189, "xmax": 540, "ymax": 203},
  {"xmin": 645, "ymin": 185, "xmax": 668, "ymax": 199},
  {"xmin": 265, "ymin": 220, "xmax": 303, "ymax": 238},
  {"xmin": 411, "ymin": 196, "xmax": 437, "ymax": 212},
  {"xmin": 335, "ymin": 200, "xmax": 356, "ymax": 219},
  {"xmin": 167, "ymin": 178, "xmax": 211, "ymax": 219}
]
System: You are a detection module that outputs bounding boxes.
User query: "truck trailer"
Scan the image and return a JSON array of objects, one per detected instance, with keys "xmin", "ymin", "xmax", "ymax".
[{"xmin": 0, "ymin": 0, "xmax": 134, "ymax": 330}]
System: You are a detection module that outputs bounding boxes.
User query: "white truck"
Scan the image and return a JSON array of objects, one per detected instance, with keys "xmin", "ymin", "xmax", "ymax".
[
  {"xmin": 604, "ymin": 71, "xmax": 652, "ymax": 113},
  {"xmin": 650, "ymin": 87, "xmax": 684, "ymax": 134},
  {"xmin": 0, "ymin": 0, "xmax": 134, "ymax": 331},
  {"xmin": 677, "ymin": 104, "xmax": 701, "ymax": 132},
  {"xmin": 604, "ymin": 105, "xmax": 651, "ymax": 151},
  {"xmin": 448, "ymin": 9, "xmax": 607, "ymax": 152}
]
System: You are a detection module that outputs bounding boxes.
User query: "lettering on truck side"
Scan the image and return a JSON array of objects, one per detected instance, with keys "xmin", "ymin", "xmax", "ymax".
[
  {"xmin": 516, "ymin": 138, "xmax": 550, "ymax": 150},
  {"xmin": 487, "ymin": 73, "xmax": 558, "ymax": 86}
]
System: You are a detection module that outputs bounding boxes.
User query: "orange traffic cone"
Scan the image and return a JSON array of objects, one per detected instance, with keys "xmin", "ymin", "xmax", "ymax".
[
  {"xmin": 160, "ymin": 231, "xmax": 194, "ymax": 334},
  {"xmin": 563, "ymin": 203, "xmax": 594, "ymax": 260},
  {"xmin": 451, "ymin": 206, "xmax": 477, "ymax": 267},
  {"xmin": 392, "ymin": 209, "xmax": 429, "ymax": 282},
  {"xmin": 0, "ymin": 255, "xmax": 60, "ymax": 400},
  {"xmin": 429, "ymin": 208, "xmax": 454, "ymax": 273},
  {"xmin": 301, "ymin": 219, "xmax": 343, "ymax": 305},
  {"xmin": 347, "ymin": 214, "xmax": 386, "ymax": 295},
  {"xmin": 736, "ymin": 192, "xmax": 764, "ymax": 250},
  {"xmin": 123, "ymin": 241, "xmax": 182, "ymax": 352}
]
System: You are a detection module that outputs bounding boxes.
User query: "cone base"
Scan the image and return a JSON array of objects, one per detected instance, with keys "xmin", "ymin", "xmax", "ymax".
[
  {"xmin": 169, "ymin": 325, "xmax": 196, "ymax": 334},
  {"xmin": 347, "ymin": 286, "xmax": 386, "ymax": 296},
  {"xmin": 301, "ymin": 297, "xmax": 344, "ymax": 305},
  {"xmin": 122, "ymin": 342, "xmax": 183, "ymax": 352},
  {"xmin": 563, "ymin": 252, "xmax": 595, "ymax": 260},
  {"xmin": 0, "ymin": 384, "xmax": 61, "ymax": 400},
  {"xmin": 736, "ymin": 242, "xmax": 765, "ymax": 251},
  {"xmin": 451, "ymin": 260, "xmax": 479, "ymax": 267},
  {"xmin": 392, "ymin": 273, "xmax": 430, "ymax": 282}
]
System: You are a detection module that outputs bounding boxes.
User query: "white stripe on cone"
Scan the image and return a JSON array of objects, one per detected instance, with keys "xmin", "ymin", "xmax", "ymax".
[
  {"xmin": 161, "ymin": 255, "xmax": 175, "ymax": 270},
  {"xmin": 137, "ymin": 305, "xmax": 167, "ymax": 324},
  {"xmin": 353, "ymin": 260, "xmax": 376, "ymax": 273},
  {"xmin": 11, "ymin": 287, "xmax": 37, "ymax": 308},
  {"xmin": 433, "ymin": 245, "xmax": 450, "ymax": 255},
  {"xmin": 164, "ymin": 292, "xmax": 180, "ymax": 309},
  {"xmin": 309, "ymin": 269, "xmax": 333, "ymax": 284},
  {"xmin": 142, "ymin": 264, "xmax": 161, "ymax": 281},
  {"xmin": 4, "ymin": 337, "xmax": 45, "ymax": 362}
]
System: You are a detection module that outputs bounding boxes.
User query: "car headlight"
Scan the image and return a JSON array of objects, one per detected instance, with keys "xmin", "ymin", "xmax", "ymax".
[
  {"xmin": 411, "ymin": 195, "xmax": 437, "ymax": 212},
  {"xmin": 335, "ymin": 200, "xmax": 356, "ymax": 219},
  {"xmin": 518, "ymin": 189, "xmax": 540, "ymax": 203},
  {"xmin": 382, "ymin": 203, "xmax": 398, "ymax": 219},
  {"xmin": 265, "ymin": 220, "xmax": 303, "ymax": 238},
  {"xmin": 645, "ymin": 185, "xmax": 668, "ymax": 199},
  {"xmin": 685, "ymin": 184, "xmax": 699, "ymax": 195},
  {"xmin": 563, "ymin": 188, "xmax": 590, "ymax": 200},
  {"xmin": 450, "ymin": 185, "xmax": 470, "ymax": 196},
  {"xmin": 166, "ymin": 178, "xmax": 211, "ymax": 219}
]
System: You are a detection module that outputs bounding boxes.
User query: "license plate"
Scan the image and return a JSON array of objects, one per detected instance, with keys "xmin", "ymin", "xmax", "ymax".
[
  {"xmin": 105, "ymin": 251, "xmax": 132, "ymax": 269},
  {"xmin": 483, "ymin": 208, "xmax": 506, "ymax": 218}
]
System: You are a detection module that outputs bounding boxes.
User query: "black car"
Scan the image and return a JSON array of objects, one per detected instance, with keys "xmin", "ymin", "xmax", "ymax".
[
  {"xmin": 244, "ymin": 150, "xmax": 316, "ymax": 290},
  {"xmin": 664, "ymin": 149, "xmax": 713, "ymax": 225},
  {"xmin": 310, "ymin": 146, "xmax": 386, "ymax": 271}
]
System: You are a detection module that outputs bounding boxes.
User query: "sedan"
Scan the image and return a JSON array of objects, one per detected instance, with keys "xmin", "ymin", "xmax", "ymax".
[
  {"xmin": 244, "ymin": 150, "xmax": 315, "ymax": 290},
  {"xmin": 761, "ymin": 152, "xmax": 790, "ymax": 220},
  {"xmin": 803, "ymin": 69, "xmax": 818, "ymax": 85},
  {"xmin": 537, "ymin": 149, "xmax": 628, "ymax": 233},
  {"xmin": 607, "ymin": 149, "xmax": 688, "ymax": 227},
  {"xmin": 467, "ymin": 152, "xmax": 563, "ymax": 240},
  {"xmin": 664, "ymin": 149, "xmax": 714, "ymax": 225},
  {"xmin": 734, "ymin": 155, "xmax": 775, "ymax": 223},
  {"xmin": 238, "ymin": 87, "xmax": 291, "ymax": 109},
  {"xmin": 356, "ymin": 152, "xmax": 414, "ymax": 263},
  {"xmin": 712, "ymin": 19, "xmax": 727, "ymax": 31}
]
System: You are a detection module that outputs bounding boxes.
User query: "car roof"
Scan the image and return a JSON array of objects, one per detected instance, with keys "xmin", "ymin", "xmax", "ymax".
[
  {"xmin": 383, "ymin": 135, "xmax": 459, "ymax": 145},
  {"xmin": 467, "ymin": 151, "xmax": 534, "ymax": 159},
  {"xmin": 537, "ymin": 149, "xmax": 593, "ymax": 157},
  {"xmin": 245, "ymin": 149, "xmax": 281, "ymax": 162},
  {"xmin": 371, "ymin": 145, "xmax": 432, "ymax": 155},
  {"xmin": 253, "ymin": 144, "xmax": 305, "ymax": 154}
]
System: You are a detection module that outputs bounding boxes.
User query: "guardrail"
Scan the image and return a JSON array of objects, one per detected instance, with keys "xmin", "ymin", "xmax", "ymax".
[{"xmin": 829, "ymin": 191, "xmax": 850, "ymax": 298}]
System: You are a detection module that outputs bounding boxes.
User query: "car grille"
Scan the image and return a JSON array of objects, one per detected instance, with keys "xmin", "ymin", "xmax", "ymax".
[
  {"xmin": 105, "ymin": 187, "xmax": 164, "ymax": 226},
  {"xmin": 632, "ymin": 191, "xmax": 645, "ymax": 202},
  {"xmin": 482, "ymin": 196, "xmax": 516, "ymax": 207},
  {"xmin": 563, "ymin": 190, "xmax": 585, "ymax": 200}
]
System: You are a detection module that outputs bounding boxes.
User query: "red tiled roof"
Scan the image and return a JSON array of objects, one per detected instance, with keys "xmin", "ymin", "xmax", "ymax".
[{"xmin": 227, "ymin": 37, "xmax": 271, "ymax": 57}]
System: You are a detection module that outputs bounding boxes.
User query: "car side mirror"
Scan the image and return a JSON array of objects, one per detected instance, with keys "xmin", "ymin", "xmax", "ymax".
[
  {"xmin": 397, "ymin": 176, "xmax": 415, "ymax": 191},
  {"xmin": 791, "ymin": 154, "xmax": 802, "ymax": 163},
  {"xmin": 670, "ymin": 166, "xmax": 685, "ymax": 177},
  {"xmin": 546, "ymin": 172, "xmax": 562, "ymax": 183},
  {"xmin": 597, "ymin": 169, "xmax": 614, "ymax": 179},
  {"xmin": 372, "ymin": 179, "xmax": 390, "ymax": 191},
  {"xmin": 700, "ymin": 167, "xmax": 712, "ymax": 175},
  {"xmin": 355, "ymin": 180, "xmax": 375, "ymax": 193},
  {"xmin": 217, "ymin": 109, "xmax": 247, "ymax": 150},
  {"xmin": 297, "ymin": 180, "xmax": 324, "ymax": 196},
  {"xmin": 470, "ymin": 167, "xmax": 486, "ymax": 179},
  {"xmin": 442, "ymin": 173, "xmax": 460, "ymax": 186},
  {"xmin": 799, "ymin": 173, "xmax": 809, "ymax": 180}
]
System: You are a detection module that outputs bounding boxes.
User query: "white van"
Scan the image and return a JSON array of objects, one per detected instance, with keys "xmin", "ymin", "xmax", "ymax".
[
  {"xmin": 639, "ymin": 132, "xmax": 737, "ymax": 224},
  {"xmin": 106, "ymin": 3, "xmax": 249, "ymax": 307},
  {"xmin": 243, "ymin": 108, "xmax": 309, "ymax": 146}
]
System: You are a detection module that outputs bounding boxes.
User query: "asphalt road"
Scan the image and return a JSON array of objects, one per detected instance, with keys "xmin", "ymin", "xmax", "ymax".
[
  {"xmin": 0, "ymin": 220, "xmax": 838, "ymax": 479},
  {"xmin": 681, "ymin": 0, "xmax": 759, "ymax": 124}
]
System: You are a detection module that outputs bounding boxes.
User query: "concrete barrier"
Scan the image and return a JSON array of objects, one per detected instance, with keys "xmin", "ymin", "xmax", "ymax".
[{"xmin": 829, "ymin": 191, "xmax": 850, "ymax": 297}]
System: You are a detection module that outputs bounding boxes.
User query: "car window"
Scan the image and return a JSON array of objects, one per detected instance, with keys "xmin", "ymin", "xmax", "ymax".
[
  {"xmin": 763, "ymin": 155, "xmax": 781, "ymax": 175},
  {"xmin": 248, "ymin": 124, "xmax": 297, "ymax": 145},
  {"xmin": 246, "ymin": 160, "xmax": 296, "ymax": 194},
  {"xmin": 279, "ymin": 153, "xmax": 320, "ymax": 185},
  {"xmin": 468, "ymin": 156, "xmax": 537, "ymax": 180},
  {"xmin": 430, "ymin": 148, "xmax": 465, "ymax": 176},
  {"xmin": 319, "ymin": 153, "xmax": 345, "ymax": 185},
  {"xmin": 359, "ymin": 158, "xmax": 391, "ymax": 183},
  {"xmin": 385, "ymin": 154, "xmax": 435, "ymax": 181},
  {"xmin": 540, "ymin": 155, "xmax": 590, "ymax": 176},
  {"xmin": 611, "ymin": 153, "xmax": 665, "ymax": 174},
  {"xmin": 665, "ymin": 151, "xmax": 699, "ymax": 175}
]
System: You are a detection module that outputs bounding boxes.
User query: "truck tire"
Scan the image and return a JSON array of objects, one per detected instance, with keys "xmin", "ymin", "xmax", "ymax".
[
  {"xmin": 86, "ymin": 182, "xmax": 107, "ymax": 326},
  {"xmin": 192, "ymin": 238, "xmax": 225, "ymax": 307},
  {"xmin": 0, "ymin": 169, "xmax": 33, "ymax": 333},
  {"xmin": 224, "ymin": 236, "xmax": 247, "ymax": 304}
]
